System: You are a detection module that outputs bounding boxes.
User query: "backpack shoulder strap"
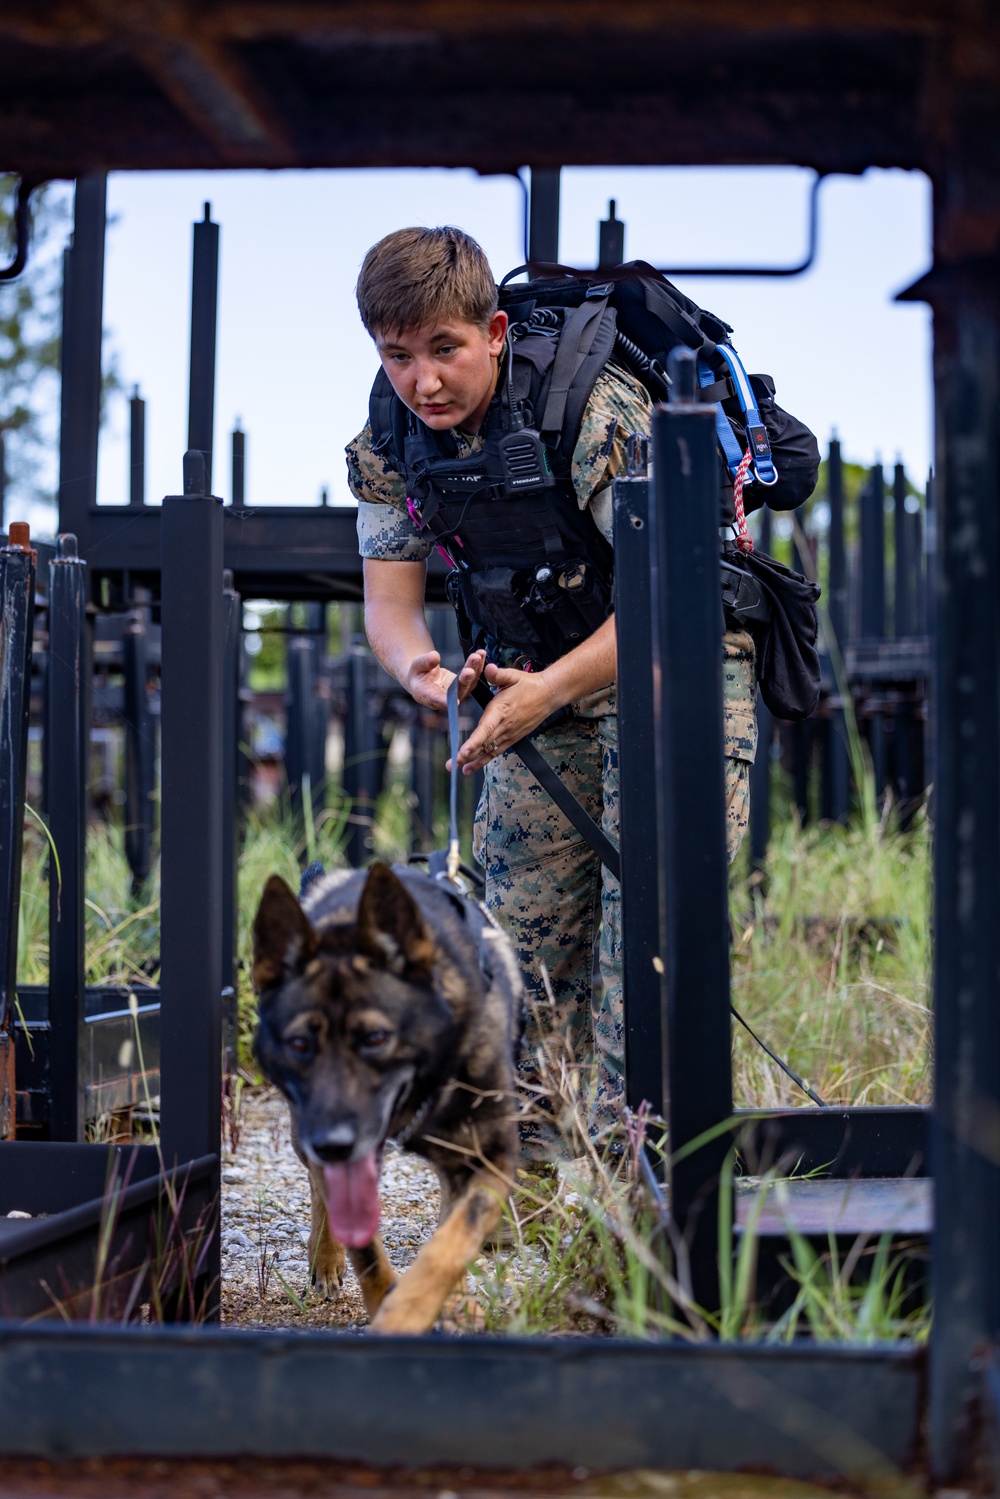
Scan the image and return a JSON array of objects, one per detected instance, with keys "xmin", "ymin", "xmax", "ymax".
[
  {"xmin": 369, "ymin": 367, "xmax": 403, "ymax": 460},
  {"xmin": 538, "ymin": 300, "xmax": 618, "ymax": 458}
]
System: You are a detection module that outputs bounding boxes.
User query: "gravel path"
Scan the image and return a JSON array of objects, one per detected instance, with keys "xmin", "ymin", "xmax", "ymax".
[{"xmin": 220, "ymin": 1087, "xmax": 443, "ymax": 1330}]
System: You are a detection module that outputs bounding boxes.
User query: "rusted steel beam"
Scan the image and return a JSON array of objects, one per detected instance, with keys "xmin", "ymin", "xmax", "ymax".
[{"xmin": 0, "ymin": 2, "xmax": 992, "ymax": 176}]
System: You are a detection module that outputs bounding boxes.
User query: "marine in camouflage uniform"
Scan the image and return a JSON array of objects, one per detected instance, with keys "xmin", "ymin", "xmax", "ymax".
[{"xmin": 349, "ymin": 361, "xmax": 756, "ymax": 1151}]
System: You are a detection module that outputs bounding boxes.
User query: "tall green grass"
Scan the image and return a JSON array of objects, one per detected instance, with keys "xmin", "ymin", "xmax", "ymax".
[
  {"xmin": 731, "ymin": 808, "xmax": 930, "ymax": 1108},
  {"xmin": 17, "ymin": 775, "xmax": 931, "ymax": 1107}
]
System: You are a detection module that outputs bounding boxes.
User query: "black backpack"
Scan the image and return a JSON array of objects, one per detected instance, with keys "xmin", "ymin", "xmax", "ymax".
[
  {"xmin": 497, "ymin": 259, "xmax": 820, "ymax": 522},
  {"xmin": 497, "ymin": 261, "xmax": 822, "ymax": 718}
]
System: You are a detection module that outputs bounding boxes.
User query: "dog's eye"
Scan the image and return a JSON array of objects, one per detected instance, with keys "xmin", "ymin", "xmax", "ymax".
[
  {"xmin": 360, "ymin": 1029, "xmax": 392, "ymax": 1053},
  {"xmin": 286, "ymin": 1034, "xmax": 315, "ymax": 1058}
]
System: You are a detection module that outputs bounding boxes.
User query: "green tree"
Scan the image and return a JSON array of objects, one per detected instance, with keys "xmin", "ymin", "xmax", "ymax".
[{"xmin": 0, "ymin": 176, "xmax": 70, "ymax": 519}]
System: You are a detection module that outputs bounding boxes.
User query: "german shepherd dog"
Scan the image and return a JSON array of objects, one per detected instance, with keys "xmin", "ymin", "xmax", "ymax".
[{"xmin": 252, "ymin": 862, "xmax": 522, "ymax": 1334}]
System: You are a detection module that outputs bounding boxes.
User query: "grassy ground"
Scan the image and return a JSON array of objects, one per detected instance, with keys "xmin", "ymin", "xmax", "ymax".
[
  {"xmin": 17, "ymin": 777, "xmax": 931, "ymax": 1111},
  {"xmin": 16, "ymin": 777, "xmax": 931, "ymax": 1344},
  {"xmin": 730, "ymin": 805, "xmax": 930, "ymax": 1109}
]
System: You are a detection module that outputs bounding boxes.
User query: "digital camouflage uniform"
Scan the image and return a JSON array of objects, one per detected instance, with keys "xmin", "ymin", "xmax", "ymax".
[{"xmin": 349, "ymin": 361, "xmax": 756, "ymax": 1151}]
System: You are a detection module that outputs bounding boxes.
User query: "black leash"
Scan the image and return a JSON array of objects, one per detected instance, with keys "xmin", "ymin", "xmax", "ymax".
[
  {"xmin": 469, "ymin": 680, "xmax": 622, "ymax": 880},
  {"xmin": 447, "ymin": 675, "xmax": 826, "ymax": 1109}
]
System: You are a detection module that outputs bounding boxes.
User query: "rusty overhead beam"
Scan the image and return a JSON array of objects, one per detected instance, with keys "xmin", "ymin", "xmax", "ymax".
[{"xmin": 0, "ymin": 0, "xmax": 997, "ymax": 179}]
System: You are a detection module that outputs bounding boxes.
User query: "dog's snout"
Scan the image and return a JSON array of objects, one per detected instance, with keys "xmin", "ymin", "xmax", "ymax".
[{"xmin": 311, "ymin": 1121, "xmax": 358, "ymax": 1163}]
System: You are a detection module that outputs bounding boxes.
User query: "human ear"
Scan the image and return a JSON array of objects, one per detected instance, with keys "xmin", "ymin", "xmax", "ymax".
[{"xmin": 486, "ymin": 310, "xmax": 508, "ymax": 358}]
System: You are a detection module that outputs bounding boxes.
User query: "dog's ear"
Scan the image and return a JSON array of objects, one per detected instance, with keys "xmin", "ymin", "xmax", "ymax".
[
  {"xmin": 253, "ymin": 875, "xmax": 318, "ymax": 991},
  {"xmin": 356, "ymin": 863, "xmax": 435, "ymax": 979}
]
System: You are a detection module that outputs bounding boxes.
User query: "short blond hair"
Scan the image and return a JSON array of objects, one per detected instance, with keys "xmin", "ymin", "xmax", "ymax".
[{"xmin": 356, "ymin": 227, "xmax": 498, "ymax": 339}]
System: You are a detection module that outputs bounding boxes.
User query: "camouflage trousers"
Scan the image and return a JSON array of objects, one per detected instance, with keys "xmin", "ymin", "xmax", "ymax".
[{"xmin": 473, "ymin": 629, "xmax": 757, "ymax": 1156}]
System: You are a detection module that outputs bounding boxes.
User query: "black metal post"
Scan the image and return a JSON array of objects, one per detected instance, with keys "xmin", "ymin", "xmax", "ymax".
[
  {"xmin": 921, "ymin": 470, "xmax": 935, "ymax": 638},
  {"xmin": 46, "ymin": 534, "xmax": 89, "ymax": 1141},
  {"xmin": 653, "ymin": 356, "xmax": 732, "ymax": 1312},
  {"xmin": 860, "ymin": 463, "xmax": 886, "ymax": 639},
  {"xmin": 123, "ymin": 586, "xmax": 155, "ymax": 892},
  {"xmin": 286, "ymin": 637, "xmax": 314, "ymax": 827},
  {"xmin": 187, "ymin": 204, "xmax": 220, "ymax": 494},
  {"xmin": 0, "ymin": 524, "xmax": 36, "ymax": 1138},
  {"xmin": 893, "ymin": 461, "xmax": 914, "ymax": 637},
  {"xmin": 598, "ymin": 199, "xmax": 625, "ymax": 268},
  {"xmin": 231, "ymin": 425, "xmax": 245, "ymax": 507},
  {"xmin": 410, "ymin": 710, "xmax": 437, "ymax": 853},
  {"xmin": 749, "ymin": 507, "xmax": 772, "ymax": 869},
  {"xmin": 613, "ymin": 434, "xmax": 663, "ymax": 1117},
  {"xmin": 826, "ymin": 438, "xmax": 851, "ymax": 823},
  {"xmin": 528, "ymin": 168, "xmax": 560, "ymax": 264},
  {"xmin": 828, "ymin": 440, "xmax": 847, "ymax": 649},
  {"xmin": 343, "ymin": 641, "xmax": 377, "ymax": 867},
  {"xmin": 159, "ymin": 449, "xmax": 223, "ymax": 1315},
  {"xmin": 129, "ymin": 387, "xmax": 146, "ymax": 509},
  {"xmin": 221, "ymin": 569, "xmax": 241, "ymax": 1072},
  {"xmin": 929, "ymin": 270, "xmax": 1000, "ymax": 1478},
  {"xmin": 58, "ymin": 176, "xmax": 107, "ymax": 545}
]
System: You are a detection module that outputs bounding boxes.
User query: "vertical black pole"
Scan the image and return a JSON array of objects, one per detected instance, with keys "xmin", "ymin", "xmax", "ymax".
[
  {"xmin": 128, "ymin": 387, "xmax": 146, "ymax": 509},
  {"xmin": 929, "ymin": 270, "xmax": 1000, "ymax": 1478},
  {"xmin": 653, "ymin": 354, "xmax": 732, "ymax": 1313},
  {"xmin": 221, "ymin": 569, "xmax": 241, "ymax": 1073},
  {"xmin": 613, "ymin": 434, "xmax": 663, "ymax": 1116},
  {"xmin": 58, "ymin": 175, "xmax": 107, "ymax": 546},
  {"xmin": 46, "ymin": 534, "xmax": 89, "ymax": 1141},
  {"xmin": 286, "ymin": 633, "xmax": 313, "ymax": 828},
  {"xmin": 893, "ymin": 461, "xmax": 911, "ymax": 637},
  {"xmin": 860, "ymin": 462, "xmax": 886, "ymax": 639},
  {"xmin": 0, "ymin": 524, "xmax": 36, "ymax": 1138},
  {"xmin": 749, "ymin": 507, "xmax": 772, "ymax": 869},
  {"xmin": 410, "ymin": 709, "xmax": 437, "ymax": 853},
  {"xmin": 123, "ymin": 587, "xmax": 154, "ymax": 892},
  {"xmin": 922, "ymin": 471, "xmax": 935, "ymax": 638},
  {"xmin": 231, "ymin": 425, "xmax": 245, "ymax": 507},
  {"xmin": 159, "ymin": 450, "xmax": 223, "ymax": 1313},
  {"xmin": 528, "ymin": 169, "xmax": 560, "ymax": 265},
  {"xmin": 308, "ymin": 603, "xmax": 329, "ymax": 815},
  {"xmin": 187, "ymin": 204, "xmax": 220, "ymax": 494},
  {"xmin": 828, "ymin": 439, "xmax": 847, "ymax": 649},
  {"xmin": 826, "ymin": 438, "xmax": 851, "ymax": 823},
  {"xmin": 343, "ymin": 641, "xmax": 375, "ymax": 867},
  {"xmin": 598, "ymin": 200, "xmax": 625, "ymax": 268}
]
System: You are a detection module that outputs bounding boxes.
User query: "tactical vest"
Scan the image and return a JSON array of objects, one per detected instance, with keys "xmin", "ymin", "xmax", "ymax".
[
  {"xmin": 368, "ymin": 271, "xmax": 820, "ymax": 671},
  {"xmin": 368, "ymin": 301, "xmax": 621, "ymax": 670}
]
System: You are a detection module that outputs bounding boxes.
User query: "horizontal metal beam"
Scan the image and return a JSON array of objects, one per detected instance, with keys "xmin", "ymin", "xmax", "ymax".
[
  {"xmin": 0, "ymin": 1152, "xmax": 217, "ymax": 1321},
  {"xmin": 0, "ymin": 10, "xmax": 943, "ymax": 177},
  {"xmin": 735, "ymin": 1106, "xmax": 929, "ymax": 1179},
  {"xmin": 74, "ymin": 505, "xmax": 451, "ymax": 602},
  {"xmin": 0, "ymin": 1325, "xmax": 921, "ymax": 1479}
]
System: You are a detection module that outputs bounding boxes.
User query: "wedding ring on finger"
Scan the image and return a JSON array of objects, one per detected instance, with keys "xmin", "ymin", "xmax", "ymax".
[{"xmin": 488, "ymin": 738, "xmax": 501, "ymax": 755}]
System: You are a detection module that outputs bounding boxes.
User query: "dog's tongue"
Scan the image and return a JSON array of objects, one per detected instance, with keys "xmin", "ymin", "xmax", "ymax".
[{"xmin": 323, "ymin": 1153, "xmax": 381, "ymax": 1247}]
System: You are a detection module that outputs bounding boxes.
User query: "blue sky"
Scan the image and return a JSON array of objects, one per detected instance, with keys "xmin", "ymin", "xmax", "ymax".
[{"xmin": 31, "ymin": 164, "xmax": 935, "ymax": 530}]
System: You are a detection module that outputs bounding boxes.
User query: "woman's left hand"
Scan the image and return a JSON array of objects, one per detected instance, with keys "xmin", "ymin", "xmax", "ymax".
[{"xmin": 451, "ymin": 664, "xmax": 558, "ymax": 773}]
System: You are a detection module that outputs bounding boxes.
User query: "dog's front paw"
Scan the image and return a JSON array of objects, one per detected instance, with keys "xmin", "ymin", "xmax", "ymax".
[
  {"xmin": 369, "ymin": 1284, "xmax": 434, "ymax": 1336},
  {"xmin": 311, "ymin": 1237, "xmax": 347, "ymax": 1300}
]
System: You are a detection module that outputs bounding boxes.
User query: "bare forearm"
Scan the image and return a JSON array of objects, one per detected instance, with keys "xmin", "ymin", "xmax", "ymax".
[
  {"xmin": 364, "ymin": 584, "xmax": 435, "ymax": 686},
  {"xmin": 363, "ymin": 557, "xmax": 485, "ymax": 712}
]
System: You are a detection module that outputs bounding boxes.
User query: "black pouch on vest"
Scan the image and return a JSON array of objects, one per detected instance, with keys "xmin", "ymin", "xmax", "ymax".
[
  {"xmin": 724, "ymin": 547, "xmax": 822, "ymax": 721},
  {"xmin": 462, "ymin": 568, "xmax": 545, "ymax": 658}
]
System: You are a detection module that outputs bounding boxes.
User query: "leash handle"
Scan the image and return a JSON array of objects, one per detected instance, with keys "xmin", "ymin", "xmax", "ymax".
[{"xmin": 446, "ymin": 676, "xmax": 462, "ymax": 882}]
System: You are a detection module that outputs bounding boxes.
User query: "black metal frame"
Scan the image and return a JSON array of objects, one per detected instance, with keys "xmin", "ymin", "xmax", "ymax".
[{"xmin": 0, "ymin": 152, "xmax": 992, "ymax": 1486}]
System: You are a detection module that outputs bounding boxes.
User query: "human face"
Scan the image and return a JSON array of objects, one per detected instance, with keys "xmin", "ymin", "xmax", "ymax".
[{"xmin": 376, "ymin": 310, "xmax": 508, "ymax": 433}]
